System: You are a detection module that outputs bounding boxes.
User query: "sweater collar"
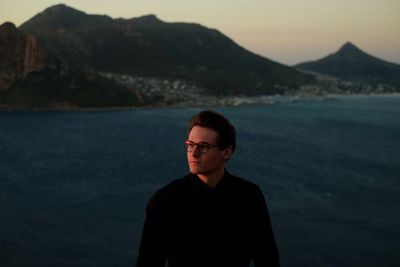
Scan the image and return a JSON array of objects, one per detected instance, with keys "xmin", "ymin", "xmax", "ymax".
[{"xmin": 188, "ymin": 169, "xmax": 230, "ymax": 192}]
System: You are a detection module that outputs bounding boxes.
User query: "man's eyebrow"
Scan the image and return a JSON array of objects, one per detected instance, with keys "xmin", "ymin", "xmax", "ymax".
[
  {"xmin": 186, "ymin": 140, "xmax": 213, "ymax": 145},
  {"xmin": 198, "ymin": 142, "xmax": 212, "ymax": 146}
]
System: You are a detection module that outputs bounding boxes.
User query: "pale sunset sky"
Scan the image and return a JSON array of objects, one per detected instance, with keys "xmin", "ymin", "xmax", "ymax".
[{"xmin": 0, "ymin": 0, "xmax": 399, "ymax": 65}]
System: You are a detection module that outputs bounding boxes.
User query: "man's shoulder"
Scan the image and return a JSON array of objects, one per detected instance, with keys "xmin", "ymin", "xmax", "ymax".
[
  {"xmin": 224, "ymin": 173, "xmax": 266, "ymax": 206},
  {"xmin": 151, "ymin": 175, "xmax": 190, "ymax": 199},
  {"xmin": 161, "ymin": 175, "xmax": 190, "ymax": 191},
  {"xmin": 146, "ymin": 176, "xmax": 190, "ymax": 212},
  {"xmin": 226, "ymin": 172, "xmax": 261, "ymax": 192}
]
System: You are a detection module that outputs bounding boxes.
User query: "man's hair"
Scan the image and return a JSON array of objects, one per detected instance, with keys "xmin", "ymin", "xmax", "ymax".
[{"xmin": 188, "ymin": 110, "xmax": 236, "ymax": 153}]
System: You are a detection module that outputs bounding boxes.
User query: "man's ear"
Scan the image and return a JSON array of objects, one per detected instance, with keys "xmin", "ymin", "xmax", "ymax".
[{"xmin": 223, "ymin": 145, "xmax": 233, "ymax": 162}]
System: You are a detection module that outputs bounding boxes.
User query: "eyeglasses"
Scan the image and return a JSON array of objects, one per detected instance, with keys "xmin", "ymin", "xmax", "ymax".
[{"xmin": 184, "ymin": 141, "xmax": 219, "ymax": 154}]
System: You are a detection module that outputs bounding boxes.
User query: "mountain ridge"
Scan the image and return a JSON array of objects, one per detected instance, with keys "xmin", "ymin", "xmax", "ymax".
[
  {"xmin": 18, "ymin": 4, "xmax": 313, "ymax": 95},
  {"xmin": 295, "ymin": 42, "xmax": 400, "ymax": 87}
]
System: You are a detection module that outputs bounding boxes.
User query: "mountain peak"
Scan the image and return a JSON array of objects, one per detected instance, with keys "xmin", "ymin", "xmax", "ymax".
[
  {"xmin": 38, "ymin": 3, "xmax": 88, "ymax": 18},
  {"xmin": 330, "ymin": 41, "xmax": 390, "ymax": 65},
  {"xmin": 1, "ymin": 22, "xmax": 17, "ymax": 29},
  {"xmin": 341, "ymin": 41, "xmax": 357, "ymax": 49},
  {"xmin": 297, "ymin": 41, "xmax": 392, "ymax": 66},
  {"xmin": 295, "ymin": 42, "xmax": 400, "ymax": 87},
  {"xmin": 20, "ymin": 4, "xmax": 112, "ymax": 32},
  {"xmin": 44, "ymin": 3, "xmax": 84, "ymax": 14},
  {"xmin": 337, "ymin": 41, "xmax": 364, "ymax": 55},
  {"xmin": 128, "ymin": 14, "xmax": 163, "ymax": 25},
  {"xmin": 140, "ymin": 14, "xmax": 159, "ymax": 21},
  {"xmin": 0, "ymin": 22, "xmax": 18, "ymax": 35},
  {"xmin": 0, "ymin": 22, "xmax": 23, "ymax": 42}
]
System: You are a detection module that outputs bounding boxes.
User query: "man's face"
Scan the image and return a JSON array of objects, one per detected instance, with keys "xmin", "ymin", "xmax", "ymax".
[{"xmin": 186, "ymin": 126, "xmax": 231, "ymax": 176}]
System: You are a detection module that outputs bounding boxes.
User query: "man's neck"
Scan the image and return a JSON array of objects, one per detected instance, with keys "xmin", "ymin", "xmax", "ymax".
[{"xmin": 197, "ymin": 168, "xmax": 225, "ymax": 189}]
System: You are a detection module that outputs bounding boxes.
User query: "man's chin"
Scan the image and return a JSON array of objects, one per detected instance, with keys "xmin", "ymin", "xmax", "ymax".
[
  {"xmin": 189, "ymin": 166, "xmax": 203, "ymax": 175},
  {"xmin": 189, "ymin": 169, "xmax": 200, "ymax": 174}
]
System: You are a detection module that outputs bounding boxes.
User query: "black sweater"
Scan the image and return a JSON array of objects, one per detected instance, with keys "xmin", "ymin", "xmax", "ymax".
[{"xmin": 136, "ymin": 171, "xmax": 280, "ymax": 267}]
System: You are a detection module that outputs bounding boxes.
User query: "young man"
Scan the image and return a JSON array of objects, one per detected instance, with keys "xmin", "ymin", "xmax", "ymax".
[{"xmin": 137, "ymin": 110, "xmax": 280, "ymax": 267}]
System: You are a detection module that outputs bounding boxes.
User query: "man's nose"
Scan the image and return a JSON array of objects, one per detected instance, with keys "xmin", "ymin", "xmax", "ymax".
[{"xmin": 191, "ymin": 145, "xmax": 201, "ymax": 157}]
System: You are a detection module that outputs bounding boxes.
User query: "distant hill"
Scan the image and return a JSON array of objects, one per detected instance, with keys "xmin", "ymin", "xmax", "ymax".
[
  {"xmin": 0, "ymin": 22, "xmax": 141, "ymax": 108},
  {"xmin": 295, "ymin": 42, "xmax": 400, "ymax": 87},
  {"xmin": 19, "ymin": 4, "xmax": 313, "ymax": 95}
]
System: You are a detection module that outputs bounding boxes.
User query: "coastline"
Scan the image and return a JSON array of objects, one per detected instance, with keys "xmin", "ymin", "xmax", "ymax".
[{"xmin": 1, "ymin": 92, "xmax": 399, "ymax": 112}]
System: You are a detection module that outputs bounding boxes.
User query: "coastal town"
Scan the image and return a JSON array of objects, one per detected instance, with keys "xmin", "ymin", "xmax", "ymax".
[{"xmin": 100, "ymin": 71, "xmax": 398, "ymax": 108}]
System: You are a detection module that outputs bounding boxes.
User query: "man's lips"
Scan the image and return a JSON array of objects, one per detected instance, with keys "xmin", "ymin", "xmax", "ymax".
[{"xmin": 190, "ymin": 161, "xmax": 201, "ymax": 164}]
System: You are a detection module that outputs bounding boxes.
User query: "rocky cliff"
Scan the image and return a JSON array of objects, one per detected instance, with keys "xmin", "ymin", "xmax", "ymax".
[
  {"xmin": 0, "ymin": 22, "xmax": 46, "ymax": 91},
  {"xmin": 0, "ymin": 22, "xmax": 147, "ymax": 108}
]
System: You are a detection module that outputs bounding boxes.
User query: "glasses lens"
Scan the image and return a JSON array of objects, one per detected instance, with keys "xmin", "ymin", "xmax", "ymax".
[
  {"xmin": 185, "ymin": 143, "xmax": 193, "ymax": 151},
  {"xmin": 198, "ymin": 144, "xmax": 209, "ymax": 153}
]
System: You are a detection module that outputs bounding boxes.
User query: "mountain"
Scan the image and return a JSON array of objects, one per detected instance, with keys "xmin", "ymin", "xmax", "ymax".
[
  {"xmin": 0, "ymin": 22, "xmax": 46, "ymax": 91},
  {"xmin": 295, "ymin": 42, "xmax": 400, "ymax": 87},
  {"xmin": 0, "ymin": 22, "xmax": 142, "ymax": 108},
  {"xmin": 19, "ymin": 4, "xmax": 313, "ymax": 95}
]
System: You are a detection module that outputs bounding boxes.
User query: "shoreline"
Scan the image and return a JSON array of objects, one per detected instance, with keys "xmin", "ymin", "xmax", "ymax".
[{"xmin": 1, "ymin": 92, "xmax": 399, "ymax": 112}]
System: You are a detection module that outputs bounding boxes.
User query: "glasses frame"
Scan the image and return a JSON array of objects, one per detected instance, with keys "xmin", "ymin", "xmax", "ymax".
[{"xmin": 184, "ymin": 140, "xmax": 219, "ymax": 154}]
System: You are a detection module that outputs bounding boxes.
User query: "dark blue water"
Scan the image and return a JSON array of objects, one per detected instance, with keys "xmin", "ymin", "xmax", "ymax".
[{"xmin": 1, "ymin": 95, "xmax": 399, "ymax": 267}]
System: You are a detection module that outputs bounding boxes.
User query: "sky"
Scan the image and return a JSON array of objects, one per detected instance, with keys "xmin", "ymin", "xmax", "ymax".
[{"xmin": 1, "ymin": 0, "xmax": 399, "ymax": 65}]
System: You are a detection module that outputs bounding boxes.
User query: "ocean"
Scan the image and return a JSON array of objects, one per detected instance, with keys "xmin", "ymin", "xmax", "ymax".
[{"xmin": 1, "ymin": 95, "xmax": 399, "ymax": 267}]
